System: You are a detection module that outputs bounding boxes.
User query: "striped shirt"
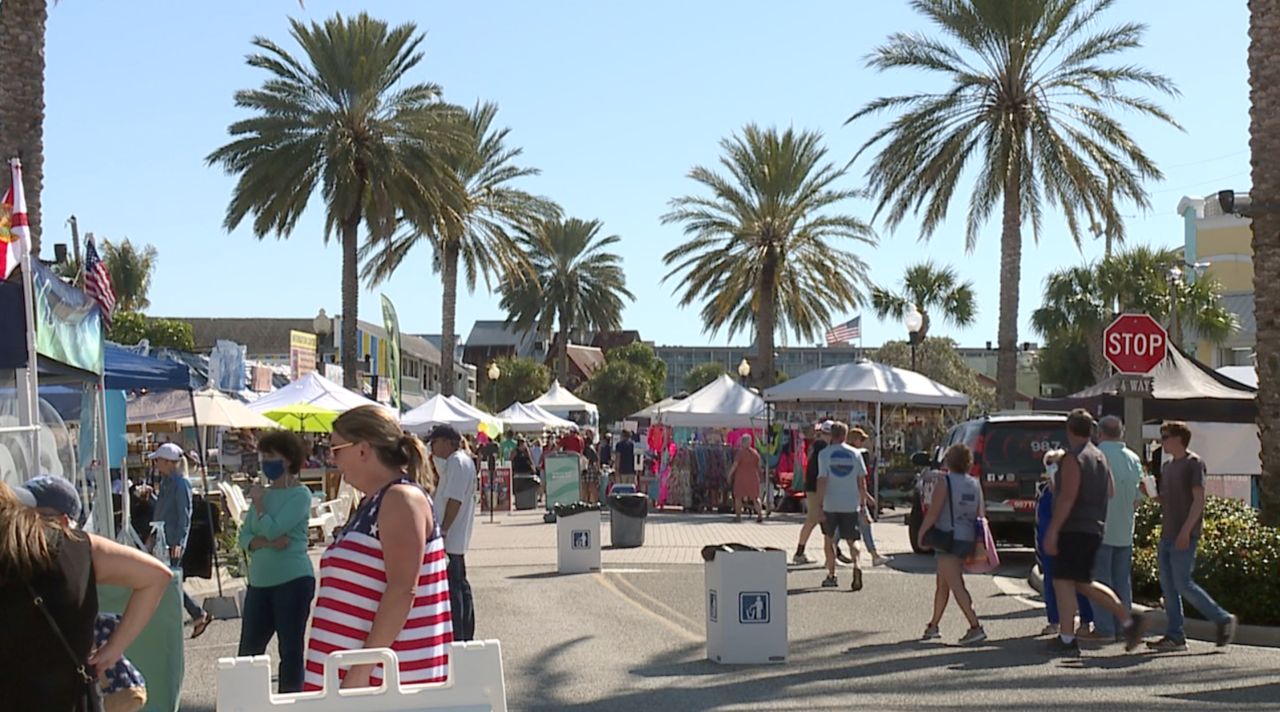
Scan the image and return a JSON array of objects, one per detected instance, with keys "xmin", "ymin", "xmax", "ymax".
[{"xmin": 303, "ymin": 478, "xmax": 453, "ymax": 691}]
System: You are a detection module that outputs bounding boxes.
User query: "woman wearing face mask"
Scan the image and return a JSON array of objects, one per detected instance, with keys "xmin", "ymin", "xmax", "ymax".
[{"xmin": 236, "ymin": 431, "xmax": 316, "ymax": 693}]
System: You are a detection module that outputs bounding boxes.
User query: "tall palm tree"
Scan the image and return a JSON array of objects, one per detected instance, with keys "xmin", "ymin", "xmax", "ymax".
[
  {"xmin": 661, "ymin": 124, "xmax": 877, "ymax": 387},
  {"xmin": 100, "ymin": 237, "xmax": 158, "ymax": 312},
  {"xmin": 207, "ymin": 13, "xmax": 467, "ymax": 390},
  {"xmin": 498, "ymin": 217, "xmax": 634, "ymax": 384},
  {"xmin": 1032, "ymin": 246, "xmax": 1238, "ymax": 383},
  {"xmin": 1250, "ymin": 0, "xmax": 1280, "ymax": 525},
  {"xmin": 871, "ymin": 261, "xmax": 977, "ymax": 340},
  {"xmin": 362, "ymin": 101, "xmax": 559, "ymax": 396},
  {"xmin": 848, "ymin": 0, "xmax": 1180, "ymax": 408},
  {"xmin": 0, "ymin": 0, "xmax": 48, "ymax": 255}
]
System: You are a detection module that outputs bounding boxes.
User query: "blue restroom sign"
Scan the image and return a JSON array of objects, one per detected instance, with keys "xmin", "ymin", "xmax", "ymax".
[
  {"xmin": 739, "ymin": 592, "xmax": 770, "ymax": 624},
  {"xmin": 572, "ymin": 530, "xmax": 590, "ymax": 549}
]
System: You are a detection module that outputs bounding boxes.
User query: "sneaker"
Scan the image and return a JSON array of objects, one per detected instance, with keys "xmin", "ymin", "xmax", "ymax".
[
  {"xmin": 958, "ymin": 626, "xmax": 987, "ymax": 646},
  {"xmin": 1040, "ymin": 623, "xmax": 1060, "ymax": 637},
  {"xmin": 1044, "ymin": 636, "xmax": 1081, "ymax": 657},
  {"xmin": 1146, "ymin": 636, "xmax": 1188, "ymax": 652},
  {"xmin": 1123, "ymin": 612, "xmax": 1148, "ymax": 652},
  {"xmin": 872, "ymin": 554, "xmax": 892, "ymax": 567},
  {"xmin": 850, "ymin": 567, "xmax": 864, "ymax": 592},
  {"xmin": 792, "ymin": 552, "xmax": 815, "ymax": 565},
  {"xmin": 1216, "ymin": 614, "xmax": 1238, "ymax": 648},
  {"xmin": 821, "ymin": 575, "xmax": 838, "ymax": 588},
  {"xmin": 836, "ymin": 549, "xmax": 854, "ymax": 565},
  {"xmin": 921, "ymin": 624, "xmax": 941, "ymax": 641}
]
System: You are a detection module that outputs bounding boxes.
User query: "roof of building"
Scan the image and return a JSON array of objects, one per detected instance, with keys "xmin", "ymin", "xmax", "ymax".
[
  {"xmin": 466, "ymin": 320, "xmax": 535, "ymax": 347},
  {"xmin": 1220, "ymin": 292, "xmax": 1256, "ymax": 335},
  {"xmin": 181, "ymin": 318, "xmax": 314, "ymax": 354},
  {"xmin": 562, "ymin": 344, "xmax": 606, "ymax": 378}
]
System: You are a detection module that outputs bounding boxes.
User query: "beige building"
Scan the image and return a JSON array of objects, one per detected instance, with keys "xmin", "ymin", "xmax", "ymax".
[{"xmin": 1176, "ymin": 193, "xmax": 1255, "ymax": 368}]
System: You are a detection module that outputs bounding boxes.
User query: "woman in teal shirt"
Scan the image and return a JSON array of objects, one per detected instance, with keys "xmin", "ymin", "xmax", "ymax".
[{"xmin": 237, "ymin": 431, "xmax": 316, "ymax": 693}]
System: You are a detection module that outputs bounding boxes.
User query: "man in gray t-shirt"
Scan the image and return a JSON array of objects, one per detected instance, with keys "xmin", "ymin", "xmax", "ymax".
[
  {"xmin": 817, "ymin": 421, "xmax": 867, "ymax": 591},
  {"xmin": 1147, "ymin": 421, "xmax": 1237, "ymax": 652}
]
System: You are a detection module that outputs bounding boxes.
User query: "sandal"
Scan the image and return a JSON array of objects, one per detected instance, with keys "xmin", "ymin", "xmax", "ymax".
[{"xmin": 191, "ymin": 612, "xmax": 214, "ymax": 639}]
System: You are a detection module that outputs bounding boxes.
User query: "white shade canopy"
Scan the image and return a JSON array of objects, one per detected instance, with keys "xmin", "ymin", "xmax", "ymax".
[
  {"xmin": 529, "ymin": 380, "xmax": 598, "ymax": 414},
  {"xmin": 401, "ymin": 395, "xmax": 502, "ymax": 435},
  {"xmin": 497, "ymin": 402, "xmax": 575, "ymax": 432},
  {"xmin": 128, "ymin": 388, "xmax": 281, "ymax": 430},
  {"xmin": 656, "ymin": 374, "xmax": 768, "ymax": 428},
  {"xmin": 763, "ymin": 360, "xmax": 969, "ymax": 407},
  {"xmin": 631, "ymin": 394, "xmax": 687, "ymax": 420},
  {"xmin": 247, "ymin": 372, "xmax": 391, "ymax": 415}
]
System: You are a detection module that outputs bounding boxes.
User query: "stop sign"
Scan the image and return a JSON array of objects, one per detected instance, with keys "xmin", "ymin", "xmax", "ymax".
[{"xmin": 1103, "ymin": 314, "xmax": 1168, "ymax": 374}]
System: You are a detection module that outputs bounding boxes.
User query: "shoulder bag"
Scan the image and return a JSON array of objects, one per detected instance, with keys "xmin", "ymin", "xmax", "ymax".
[
  {"xmin": 27, "ymin": 583, "xmax": 105, "ymax": 712},
  {"xmin": 921, "ymin": 474, "xmax": 956, "ymax": 553}
]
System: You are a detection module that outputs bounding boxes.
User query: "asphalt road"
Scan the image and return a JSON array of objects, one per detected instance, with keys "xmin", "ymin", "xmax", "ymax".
[{"xmin": 178, "ymin": 548, "xmax": 1280, "ymax": 711}]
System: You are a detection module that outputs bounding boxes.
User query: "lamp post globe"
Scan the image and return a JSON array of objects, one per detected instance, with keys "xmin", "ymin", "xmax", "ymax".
[
  {"xmin": 905, "ymin": 308, "xmax": 924, "ymax": 371},
  {"xmin": 737, "ymin": 358, "xmax": 751, "ymax": 384},
  {"xmin": 487, "ymin": 363, "xmax": 501, "ymax": 410}
]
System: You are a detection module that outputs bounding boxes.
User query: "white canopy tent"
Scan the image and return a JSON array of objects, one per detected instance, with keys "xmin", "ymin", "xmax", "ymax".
[
  {"xmin": 656, "ymin": 375, "xmax": 767, "ymax": 429},
  {"xmin": 496, "ymin": 402, "xmax": 575, "ymax": 432},
  {"xmin": 529, "ymin": 380, "xmax": 599, "ymax": 425},
  {"xmin": 631, "ymin": 394, "xmax": 686, "ymax": 422},
  {"xmin": 246, "ymin": 371, "xmax": 391, "ymax": 415},
  {"xmin": 401, "ymin": 394, "xmax": 497, "ymax": 435}
]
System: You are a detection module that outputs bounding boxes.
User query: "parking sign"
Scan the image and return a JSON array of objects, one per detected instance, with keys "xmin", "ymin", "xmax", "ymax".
[
  {"xmin": 739, "ymin": 592, "xmax": 770, "ymax": 624},
  {"xmin": 572, "ymin": 530, "xmax": 590, "ymax": 550}
]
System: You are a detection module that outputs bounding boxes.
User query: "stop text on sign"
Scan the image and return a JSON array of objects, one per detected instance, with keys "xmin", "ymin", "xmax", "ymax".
[
  {"xmin": 1102, "ymin": 313, "xmax": 1168, "ymax": 375},
  {"xmin": 1106, "ymin": 331, "xmax": 1164, "ymax": 356}
]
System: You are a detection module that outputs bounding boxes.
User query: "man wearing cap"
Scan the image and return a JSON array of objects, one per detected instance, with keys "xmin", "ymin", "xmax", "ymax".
[
  {"xmin": 148, "ymin": 442, "xmax": 214, "ymax": 637},
  {"xmin": 559, "ymin": 424, "xmax": 585, "ymax": 454},
  {"xmin": 427, "ymin": 424, "xmax": 478, "ymax": 641}
]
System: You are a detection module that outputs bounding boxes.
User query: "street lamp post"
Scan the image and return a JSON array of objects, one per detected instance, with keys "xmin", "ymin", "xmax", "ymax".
[
  {"xmin": 905, "ymin": 308, "xmax": 924, "ymax": 371},
  {"xmin": 487, "ymin": 362, "xmax": 501, "ymax": 409},
  {"xmin": 737, "ymin": 358, "xmax": 751, "ymax": 385},
  {"xmin": 485, "ymin": 361, "xmax": 501, "ymax": 524}
]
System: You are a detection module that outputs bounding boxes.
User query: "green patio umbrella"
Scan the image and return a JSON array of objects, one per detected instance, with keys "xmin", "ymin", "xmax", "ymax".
[{"xmin": 263, "ymin": 403, "xmax": 339, "ymax": 433}]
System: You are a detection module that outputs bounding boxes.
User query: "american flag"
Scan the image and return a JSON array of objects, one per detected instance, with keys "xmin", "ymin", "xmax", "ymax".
[
  {"xmin": 84, "ymin": 237, "xmax": 116, "ymax": 328},
  {"xmin": 825, "ymin": 316, "xmax": 861, "ymax": 345}
]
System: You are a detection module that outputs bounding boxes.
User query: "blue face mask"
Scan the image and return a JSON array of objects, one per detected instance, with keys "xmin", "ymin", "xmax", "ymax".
[{"xmin": 262, "ymin": 459, "xmax": 286, "ymax": 481}]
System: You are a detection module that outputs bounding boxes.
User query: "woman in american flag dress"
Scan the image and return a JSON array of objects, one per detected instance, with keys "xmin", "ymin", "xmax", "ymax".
[{"xmin": 302, "ymin": 406, "xmax": 453, "ymax": 692}]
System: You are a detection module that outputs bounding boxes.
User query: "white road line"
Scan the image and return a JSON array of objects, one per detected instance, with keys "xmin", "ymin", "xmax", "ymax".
[{"xmin": 991, "ymin": 574, "xmax": 1045, "ymax": 609}]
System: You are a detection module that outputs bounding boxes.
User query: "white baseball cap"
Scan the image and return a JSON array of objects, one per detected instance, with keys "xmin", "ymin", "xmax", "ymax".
[{"xmin": 146, "ymin": 443, "xmax": 186, "ymax": 461}]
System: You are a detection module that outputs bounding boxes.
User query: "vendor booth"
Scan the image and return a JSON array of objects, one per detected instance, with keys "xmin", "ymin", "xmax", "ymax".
[
  {"xmin": 401, "ymin": 393, "xmax": 502, "ymax": 436},
  {"xmin": 246, "ymin": 370, "xmax": 390, "ymax": 415},
  {"xmin": 497, "ymin": 401, "xmax": 575, "ymax": 432},
  {"xmin": 529, "ymin": 380, "xmax": 599, "ymax": 427}
]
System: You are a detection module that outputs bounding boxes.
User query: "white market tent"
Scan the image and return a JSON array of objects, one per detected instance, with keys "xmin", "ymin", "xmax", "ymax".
[
  {"xmin": 401, "ymin": 394, "xmax": 500, "ymax": 435},
  {"xmin": 656, "ymin": 374, "xmax": 767, "ymax": 429},
  {"xmin": 631, "ymin": 394, "xmax": 685, "ymax": 421},
  {"xmin": 529, "ymin": 380, "xmax": 599, "ymax": 424},
  {"xmin": 762, "ymin": 360, "xmax": 970, "ymax": 407},
  {"xmin": 246, "ymin": 371, "xmax": 391, "ymax": 415},
  {"xmin": 497, "ymin": 402, "xmax": 575, "ymax": 432}
]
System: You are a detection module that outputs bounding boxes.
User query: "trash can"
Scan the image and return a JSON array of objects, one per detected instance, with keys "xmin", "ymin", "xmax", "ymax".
[
  {"xmin": 555, "ymin": 502, "xmax": 602, "ymax": 574},
  {"xmin": 513, "ymin": 474, "xmax": 541, "ymax": 510},
  {"xmin": 608, "ymin": 493, "xmax": 649, "ymax": 548},
  {"xmin": 703, "ymin": 544, "xmax": 787, "ymax": 664}
]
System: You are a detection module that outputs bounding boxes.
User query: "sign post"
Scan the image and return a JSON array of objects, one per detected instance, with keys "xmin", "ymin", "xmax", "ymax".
[{"xmin": 1103, "ymin": 314, "xmax": 1168, "ymax": 453}]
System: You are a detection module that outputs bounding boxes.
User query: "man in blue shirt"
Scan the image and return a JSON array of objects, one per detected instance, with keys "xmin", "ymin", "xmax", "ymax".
[
  {"xmin": 817, "ymin": 422, "xmax": 867, "ymax": 591},
  {"xmin": 1091, "ymin": 416, "xmax": 1144, "ymax": 641}
]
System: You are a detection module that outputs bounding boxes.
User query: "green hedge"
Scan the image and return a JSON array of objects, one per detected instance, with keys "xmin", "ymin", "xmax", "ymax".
[{"xmin": 1132, "ymin": 496, "xmax": 1280, "ymax": 626}]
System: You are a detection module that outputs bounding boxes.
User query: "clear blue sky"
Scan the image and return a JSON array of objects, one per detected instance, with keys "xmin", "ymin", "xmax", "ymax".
[{"xmin": 42, "ymin": 0, "xmax": 1251, "ymax": 350}]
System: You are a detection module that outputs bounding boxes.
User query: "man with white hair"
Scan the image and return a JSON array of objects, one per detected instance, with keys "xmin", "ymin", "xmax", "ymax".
[{"xmin": 1090, "ymin": 415, "xmax": 1144, "ymax": 641}]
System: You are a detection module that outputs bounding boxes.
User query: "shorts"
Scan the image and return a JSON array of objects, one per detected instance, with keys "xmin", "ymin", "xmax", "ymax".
[
  {"xmin": 1053, "ymin": 531, "xmax": 1103, "ymax": 583},
  {"xmin": 804, "ymin": 496, "xmax": 823, "ymax": 524},
  {"xmin": 934, "ymin": 538, "xmax": 977, "ymax": 560},
  {"xmin": 821, "ymin": 511, "xmax": 861, "ymax": 543}
]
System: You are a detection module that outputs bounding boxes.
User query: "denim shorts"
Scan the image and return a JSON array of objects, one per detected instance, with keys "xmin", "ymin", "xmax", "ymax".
[{"xmin": 934, "ymin": 538, "xmax": 977, "ymax": 560}]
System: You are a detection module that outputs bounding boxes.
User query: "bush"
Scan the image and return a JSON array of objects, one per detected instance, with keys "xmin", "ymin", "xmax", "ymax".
[{"xmin": 1132, "ymin": 496, "xmax": 1280, "ymax": 626}]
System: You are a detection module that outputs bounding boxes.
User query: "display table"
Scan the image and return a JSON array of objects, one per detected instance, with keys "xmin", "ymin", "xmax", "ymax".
[{"xmin": 98, "ymin": 573, "xmax": 187, "ymax": 712}]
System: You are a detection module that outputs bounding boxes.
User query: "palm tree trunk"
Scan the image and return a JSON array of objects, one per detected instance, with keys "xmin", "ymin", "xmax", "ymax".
[
  {"xmin": 758, "ymin": 247, "xmax": 779, "ymax": 388},
  {"xmin": 919, "ymin": 309, "xmax": 932, "ymax": 342},
  {"xmin": 440, "ymin": 241, "xmax": 459, "ymax": 397},
  {"xmin": 1086, "ymin": 328, "xmax": 1110, "ymax": 385},
  {"xmin": 0, "ymin": 0, "xmax": 47, "ymax": 256},
  {"xmin": 995, "ymin": 166, "xmax": 1023, "ymax": 410},
  {"xmin": 340, "ymin": 212, "xmax": 361, "ymax": 391},
  {"xmin": 557, "ymin": 304, "xmax": 571, "ymax": 385},
  {"xmin": 1249, "ymin": 0, "xmax": 1280, "ymax": 526}
]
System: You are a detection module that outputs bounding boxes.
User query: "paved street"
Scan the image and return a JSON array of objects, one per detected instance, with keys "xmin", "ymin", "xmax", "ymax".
[{"xmin": 177, "ymin": 509, "xmax": 1279, "ymax": 711}]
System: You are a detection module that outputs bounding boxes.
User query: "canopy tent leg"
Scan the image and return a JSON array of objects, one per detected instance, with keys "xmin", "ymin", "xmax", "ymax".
[
  {"xmin": 188, "ymin": 388, "xmax": 239, "ymax": 619},
  {"xmin": 874, "ymin": 402, "xmax": 882, "ymax": 512}
]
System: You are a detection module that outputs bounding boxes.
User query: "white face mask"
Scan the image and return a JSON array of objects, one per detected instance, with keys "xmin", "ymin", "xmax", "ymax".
[{"xmin": 1045, "ymin": 463, "xmax": 1059, "ymax": 490}]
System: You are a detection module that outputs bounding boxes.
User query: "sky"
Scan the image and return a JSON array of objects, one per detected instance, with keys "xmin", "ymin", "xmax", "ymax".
[{"xmin": 41, "ymin": 0, "xmax": 1252, "ymax": 350}]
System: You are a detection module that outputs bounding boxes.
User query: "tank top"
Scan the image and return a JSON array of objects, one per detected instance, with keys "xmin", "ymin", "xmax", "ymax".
[
  {"xmin": 303, "ymin": 478, "xmax": 453, "ymax": 691},
  {"xmin": 935, "ymin": 473, "xmax": 982, "ymax": 542},
  {"xmin": 1063, "ymin": 441, "xmax": 1110, "ymax": 535},
  {"xmin": 0, "ymin": 530, "xmax": 97, "ymax": 712}
]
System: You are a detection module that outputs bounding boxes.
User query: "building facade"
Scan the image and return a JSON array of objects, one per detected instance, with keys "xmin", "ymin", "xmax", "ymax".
[{"xmin": 1177, "ymin": 193, "xmax": 1256, "ymax": 368}]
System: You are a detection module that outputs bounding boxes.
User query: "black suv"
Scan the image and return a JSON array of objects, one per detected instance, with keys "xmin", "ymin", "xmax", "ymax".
[{"xmin": 908, "ymin": 412, "xmax": 1068, "ymax": 551}]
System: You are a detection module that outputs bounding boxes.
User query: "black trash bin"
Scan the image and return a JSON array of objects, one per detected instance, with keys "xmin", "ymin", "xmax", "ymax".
[
  {"xmin": 608, "ymin": 493, "xmax": 649, "ymax": 548},
  {"xmin": 513, "ymin": 475, "xmax": 541, "ymax": 510}
]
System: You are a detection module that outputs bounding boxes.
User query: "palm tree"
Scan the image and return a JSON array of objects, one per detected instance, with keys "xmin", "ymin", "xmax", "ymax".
[
  {"xmin": 100, "ymin": 237, "xmax": 158, "ymax": 312},
  {"xmin": 362, "ymin": 101, "xmax": 559, "ymax": 396},
  {"xmin": 848, "ymin": 0, "xmax": 1180, "ymax": 408},
  {"xmin": 1032, "ymin": 246, "xmax": 1238, "ymax": 383},
  {"xmin": 1250, "ymin": 0, "xmax": 1280, "ymax": 525},
  {"xmin": 0, "ymin": 0, "xmax": 48, "ymax": 255},
  {"xmin": 661, "ymin": 124, "xmax": 877, "ymax": 387},
  {"xmin": 871, "ymin": 261, "xmax": 976, "ymax": 340},
  {"xmin": 498, "ymin": 217, "xmax": 634, "ymax": 384},
  {"xmin": 206, "ymin": 13, "xmax": 467, "ymax": 390}
]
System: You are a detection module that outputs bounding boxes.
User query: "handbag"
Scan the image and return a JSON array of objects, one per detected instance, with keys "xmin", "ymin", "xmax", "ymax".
[
  {"xmin": 964, "ymin": 516, "xmax": 1002, "ymax": 573},
  {"xmin": 27, "ymin": 584, "xmax": 105, "ymax": 712},
  {"xmin": 921, "ymin": 474, "xmax": 956, "ymax": 552}
]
